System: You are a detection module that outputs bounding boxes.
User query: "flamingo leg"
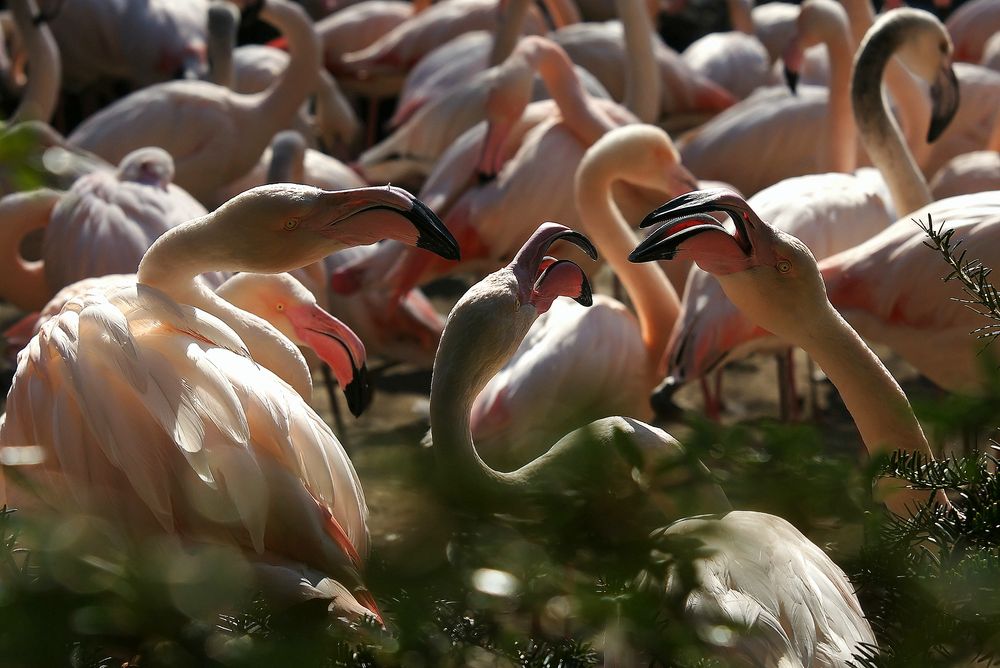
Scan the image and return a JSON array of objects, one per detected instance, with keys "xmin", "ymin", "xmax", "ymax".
[
  {"xmin": 776, "ymin": 348, "xmax": 800, "ymax": 421},
  {"xmin": 322, "ymin": 364, "xmax": 349, "ymax": 447}
]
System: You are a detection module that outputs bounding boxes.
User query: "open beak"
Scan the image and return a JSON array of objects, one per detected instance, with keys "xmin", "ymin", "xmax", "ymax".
[
  {"xmin": 630, "ymin": 189, "xmax": 759, "ymax": 274},
  {"xmin": 928, "ymin": 61, "xmax": 959, "ymax": 143},
  {"xmin": 289, "ymin": 303, "xmax": 373, "ymax": 417},
  {"xmin": 314, "ymin": 186, "xmax": 461, "ymax": 262},
  {"xmin": 509, "ymin": 223, "xmax": 598, "ymax": 313}
]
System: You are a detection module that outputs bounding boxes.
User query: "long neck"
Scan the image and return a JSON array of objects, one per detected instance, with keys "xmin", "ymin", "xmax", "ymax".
[
  {"xmin": 9, "ymin": 0, "xmax": 60, "ymax": 124},
  {"xmin": 429, "ymin": 303, "xmax": 524, "ymax": 503},
  {"xmin": 250, "ymin": 0, "xmax": 322, "ymax": 129},
  {"xmin": 817, "ymin": 3, "xmax": 856, "ymax": 173},
  {"xmin": 796, "ymin": 300, "xmax": 938, "ymax": 515},
  {"xmin": 576, "ymin": 169, "xmax": 679, "ymax": 364},
  {"xmin": 206, "ymin": 5, "xmax": 238, "ymax": 88},
  {"xmin": 539, "ymin": 0, "xmax": 581, "ymax": 28},
  {"xmin": 852, "ymin": 23, "xmax": 932, "ymax": 217},
  {"xmin": 530, "ymin": 41, "xmax": 615, "ymax": 146},
  {"xmin": 489, "ymin": 0, "xmax": 534, "ymax": 66},
  {"xmin": 0, "ymin": 189, "xmax": 58, "ymax": 310},
  {"xmin": 137, "ymin": 220, "xmax": 314, "ymax": 398},
  {"xmin": 616, "ymin": 0, "xmax": 660, "ymax": 124},
  {"xmin": 313, "ymin": 70, "xmax": 359, "ymax": 145},
  {"xmin": 726, "ymin": 0, "xmax": 754, "ymax": 35}
]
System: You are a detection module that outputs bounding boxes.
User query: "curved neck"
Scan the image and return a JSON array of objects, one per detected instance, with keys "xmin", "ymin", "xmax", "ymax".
[
  {"xmin": 852, "ymin": 25, "xmax": 932, "ymax": 217},
  {"xmin": 793, "ymin": 301, "xmax": 935, "ymax": 515},
  {"xmin": 429, "ymin": 302, "xmax": 524, "ymax": 502},
  {"xmin": 9, "ymin": 0, "xmax": 60, "ymax": 124},
  {"xmin": 250, "ymin": 0, "xmax": 322, "ymax": 128},
  {"xmin": 539, "ymin": 0, "xmax": 581, "ymax": 28},
  {"xmin": 616, "ymin": 0, "xmax": 659, "ymax": 124},
  {"xmin": 314, "ymin": 70, "xmax": 359, "ymax": 145},
  {"xmin": 206, "ymin": 5, "xmax": 238, "ymax": 88},
  {"xmin": 526, "ymin": 40, "xmax": 615, "ymax": 146},
  {"xmin": 576, "ymin": 169, "xmax": 679, "ymax": 363},
  {"xmin": 0, "ymin": 189, "xmax": 57, "ymax": 310},
  {"xmin": 726, "ymin": 0, "xmax": 754, "ymax": 35},
  {"xmin": 815, "ymin": 3, "xmax": 856, "ymax": 173},
  {"xmin": 137, "ymin": 220, "xmax": 313, "ymax": 398},
  {"xmin": 490, "ymin": 0, "xmax": 534, "ymax": 66}
]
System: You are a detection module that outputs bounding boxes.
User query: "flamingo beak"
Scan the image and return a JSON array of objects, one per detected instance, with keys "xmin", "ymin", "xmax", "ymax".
[
  {"xmin": 630, "ymin": 189, "xmax": 759, "ymax": 274},
  {"xmin": 782, "ymin": 36, "xmax": 803, "ymax": 95},
  {"xmin": 288, "ymin": 303, "xmax": 373, "ymax": 417},
  {"xmin": 313, "ymin": 186, "xmax": 460, "ymax": 262},
  {"xmin": 928, "ymin": 61, "xmax": 959, "ymax": 143}
]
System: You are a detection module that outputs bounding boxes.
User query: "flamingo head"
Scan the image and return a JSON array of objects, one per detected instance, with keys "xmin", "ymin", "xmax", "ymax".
[
  {"xmin": 218, "ymin": 273, "xmax": 372, "ymax": 416},
  {"xmin": 117, "ymin": 147, "xmax": 176, "ymax": 189},
  {"xmin": 205, "ymin": 184, "xmax": 460, "ymax": 274},
  {"xmin": 783, "ymin": 0, "xmax": 851, "ymax": 95},
  {"xmin": 872, "ymin": 9, "xmax": 959, "ymax": 142},
  {"xmin": 631, "ymin": 189, "xmax": 828, "ymax": 346},
  {"xmin": 477, "ymin": 48, "xmax": 537, "ymax": 177},
  {"xmin": 437, "ymin": 224, "xmax": 597, "ymax": 387}
]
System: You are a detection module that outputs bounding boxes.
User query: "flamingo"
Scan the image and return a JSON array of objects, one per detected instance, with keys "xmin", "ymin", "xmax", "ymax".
[
  {"xmin": 680, "ymin": 0, "xmax": 773, "ymax": 100},
  {"xmin": 467, "ymin": 124, "xmax": 685, "ymax": 467},
  {"xmin": 336, "ymin": 0, "xmax": 550, "ymax": 96},
  {"xmin": 333, "ymin": 36, "xmax": 697, "ymax": 308},
  {"xmin": 654, "ymin": 0, "xmax": 933, "ymax": 417},
  {"xmin": 945, "ymin": 0, "xmax": 1000, "ymax": 64},
  {"xmin": 430, "ymin": 223, "xmax": 878, "ymax": 665},
  {"xmin": 0, "ymin": 147, "xmax": 219, "ymax": 312},
  {"xmin": 929, "ymin": 110, "xmax": 1000, "ymax": 200},
  {"xmin": 40, "ymin": 0, "xmax": 208, "ymax": 90},
  {"xmin": 0, "ymin": 183, "xmax": 459, "ymax": 619},
  {"xmin": 67, "ymin": 0, "xmax": 321, "ymax": 205},
  {"xmin": 5, "ymin": 0, "xmax": 59, "ymax": 125},
  {"xmin": 4, "ymin": 272, "xmax": 373, "ymax": 417}
]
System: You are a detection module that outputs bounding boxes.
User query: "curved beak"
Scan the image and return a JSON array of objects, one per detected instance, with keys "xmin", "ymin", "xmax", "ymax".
[
  {"xmin": 928, "ymin": 61, "xmax": 959, "ymax": 143},
  {"xmin": 782, "ymin": 36, "xmax": 803, "ymax": 95},
  {"xmin": 289, "ymin": 303, "xmax": 373, "ymax": 417},
  {"xmin": 314, "ymin": 186, "xmax": 461, "ymax": 261},
  {"xmin": 630, "ymin": 189, "xmax": 759, "ymax": 274},
  {"xmin": 509, "ymin": 223, "xmax": 598, "ymax": 312}
]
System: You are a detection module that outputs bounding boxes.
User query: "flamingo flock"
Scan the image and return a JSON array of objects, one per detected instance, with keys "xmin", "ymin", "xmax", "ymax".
[{"xmin": 0, "ymin": 0, "xmax": 995, "ymax": 662}]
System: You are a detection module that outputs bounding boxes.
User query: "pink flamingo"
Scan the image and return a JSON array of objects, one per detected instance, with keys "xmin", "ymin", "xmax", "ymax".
[
  {"xmin": 0, "ymin": 183, "xmax": 459, "ymax": 619},
  {"xmin": 335, "ymin": 36, "xmax": 696, "ymax": 306},
  {"xmin": 67, "ymin": 0, "xmax": 322, "ymax": 205},
  {"xmin": 5, "ymin": 0, "xmax": 59, "ymax": 125},
  {"xmin": 5, "ymin": 272, "xmax": 373, "ymax": 416},
  {"xmin": 469, "ymin": 124, "xmax": 685, "ymax": 466},
  {"xmin": 337, "ymin": 0, "xmax": 550, "ymax": 95},
  {"xmin": 946, "ymin": 0, "xmax": 1000, "ymax": 64},
  {"xmin": 431, "ymin": 223, "xmax": 876, "ymax": 664},
  {"xmin": 929, "ymin": 109, "xmax": 1000, "ymax": 200},
  {"xmin": 41, "ymin": 0, "xmax": 208, "ymax": 90},
  {"xmin": 0, "ymin": 147, "xmax": 217, "ymax": 312}
]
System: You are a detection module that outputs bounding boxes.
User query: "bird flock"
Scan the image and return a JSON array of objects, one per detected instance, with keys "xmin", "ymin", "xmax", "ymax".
[{"xmin": 0, "ymin": 0, "xmax": 998, "ymax": 663}]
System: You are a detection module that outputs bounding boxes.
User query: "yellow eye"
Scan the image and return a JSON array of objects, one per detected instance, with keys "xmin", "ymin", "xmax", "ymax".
[
  {"xmin": 776, "ymin": 260, "xmax": 791, "ymax": 273},
  {"xmin": 276, "ymin": 303, "xmax": 285, "ymax": 311},
  {"xmin": 284, "ymin": 218, "xmax": 299, "ymax": 231}
]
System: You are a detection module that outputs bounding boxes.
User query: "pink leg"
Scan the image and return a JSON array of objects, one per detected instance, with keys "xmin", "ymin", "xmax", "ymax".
[{"xmin": 776, "ymin": 348, "xmax": 800, "ymax": 421}]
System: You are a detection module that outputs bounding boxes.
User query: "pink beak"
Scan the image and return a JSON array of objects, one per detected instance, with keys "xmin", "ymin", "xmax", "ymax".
[{"xmin": 288, "ymin": 303, "xmax": 372, "ymax": 416}]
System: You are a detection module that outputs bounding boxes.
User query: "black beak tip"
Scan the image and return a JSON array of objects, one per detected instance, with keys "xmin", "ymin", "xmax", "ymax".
[
  {"xmin": 629, "ymin": 242, "xmax": 673, "ymax": 263},
  {"xmin": 783, "ymin": 67, "xmax": 799, "ymax": 95},
  {"xmin": 409, "ymin": 200, "xmax": 461, "ymax": 261},
  {"xmin": 344, "ymin": 364, "xmax": 374, "ymax": 418},
  {"xmin": 575, "ymin": 276, "xmax": 594, "ymax": 307}
]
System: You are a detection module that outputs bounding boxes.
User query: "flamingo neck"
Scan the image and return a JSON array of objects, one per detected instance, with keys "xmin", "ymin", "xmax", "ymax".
[
  {"xmin": 0, "ymin": 189, "xmax": 58, "ymax": 310},
  {"xmin": 726, "ymin": 0, "xmax": 755, "ymax": 35},
  {"xmin": 576, "ymin": 169, "xmax": 679, "ymax": 365},
  {"xmin": 489, "ymin": 0, "xmax": 534, "ymax": 66},
  {"xmin": 527, "ymin": 41, "xmax": 615, "ymax": 145},
  {"xmin": 9, "ymin": 0, "xmax": 60, "ymax": 124},
  {"xmin": 136, "ymin": 219, "xmax": 313, "ymax": 399},
  {"xmin": 616, "ymin": 0, "xmax": 660, "ymax": 123},
  {"xmin": 852, "ymin": 23, "xmax": 933, "ymax": 217},
  {"xmin": 206, "ymin": 5, "xmax": 237, "ymax": 88},
  {"xmin": 250, "ymin": 0, "xmax": 322, "ymax": 133},
  {"xmin": 816, "ymin": 3, "xmax": 856, "ymax": 173},
  {"xmin": 789, "ymin": 299, "xmax": 935, "ymax": 514},
  {"xmin": 429, "ymin": 296, "xmax": 525, "ymax": 502},
  {"xmin": 539, "ymin": 0, "xmax": 581, "ymax": 28}
]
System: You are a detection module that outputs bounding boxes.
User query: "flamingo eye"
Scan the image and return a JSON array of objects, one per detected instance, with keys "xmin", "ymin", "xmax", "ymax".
[
  {"xmin": 276, "ymin": 303, "xmax": 285, "ymax": 311},
  {"xmin": 776, "ymin": 260, "xmax": 791, "ymax": 273},
  {"xmin": 284, "ymin": 218, "xmax": 299, "ymax": 231}
]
